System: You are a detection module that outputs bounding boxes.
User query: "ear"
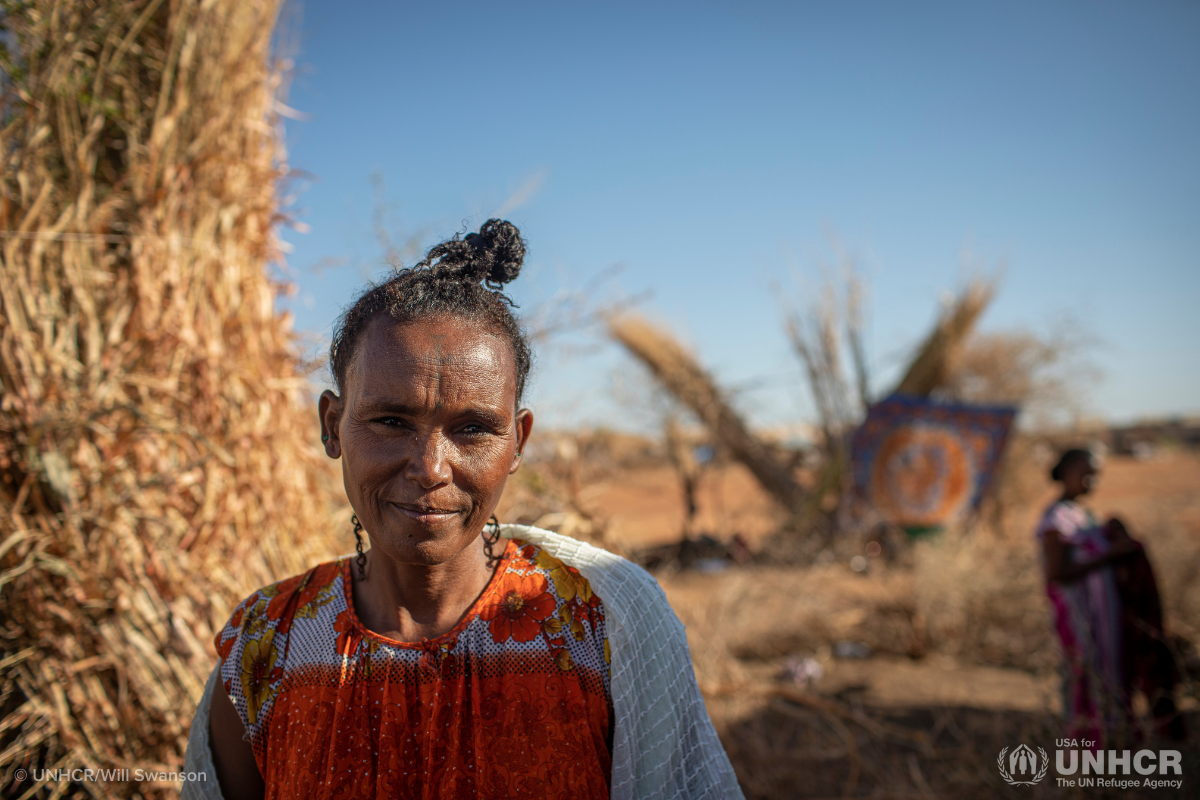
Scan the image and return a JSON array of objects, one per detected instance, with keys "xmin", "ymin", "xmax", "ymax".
[
  {"xmin": 319, "ymin": 390, "xmax": 344, "ymax": 459},
  {"xmin": 510, "ymin": 408, "xmax": 534, "ymax": 474}
]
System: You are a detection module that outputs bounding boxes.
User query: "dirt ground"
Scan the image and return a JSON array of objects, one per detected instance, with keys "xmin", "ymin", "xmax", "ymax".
[
  {"xmin": 533, "ymin": 450, "xmax": 1200, "ymax": 798},
  {"xmin": 580, "ymin": 462, "xmax": 784, "ymax": 549}
]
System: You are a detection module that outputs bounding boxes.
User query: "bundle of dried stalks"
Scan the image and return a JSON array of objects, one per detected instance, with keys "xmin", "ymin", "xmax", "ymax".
[
  {"xmin": 783, "ymin": 270, "xmax": 870, "ymax": 459},
  {"xmin": 892, "ymin": 277, "xmax": 996, "ymax": 397},
  {"xmin": 0, "ymin": 2, "xmax": 344, "ymax": 795},
  {"xmin": 608, "ymin": 315, "xmax": 805, "ymax": 512}
]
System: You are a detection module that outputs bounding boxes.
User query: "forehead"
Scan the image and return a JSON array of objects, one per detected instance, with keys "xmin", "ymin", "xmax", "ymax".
[{"xmin": 347, "ymin": 315, "xmax": 517, "ymax": 403}]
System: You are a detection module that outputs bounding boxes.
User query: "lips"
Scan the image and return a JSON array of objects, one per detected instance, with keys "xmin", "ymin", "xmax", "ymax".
[{"xmin": 390, "ymin": 501, "xmax": 464, "ymax": 524}]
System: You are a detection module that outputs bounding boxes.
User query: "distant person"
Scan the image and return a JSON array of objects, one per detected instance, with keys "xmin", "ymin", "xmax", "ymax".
[
  {"xmin": 1037, "ymin": 448, "xmax": 1186, "ymax": 746},
  {"xmin": 182, "ymin": 221, "xmax": 742, "ymax": 799}
]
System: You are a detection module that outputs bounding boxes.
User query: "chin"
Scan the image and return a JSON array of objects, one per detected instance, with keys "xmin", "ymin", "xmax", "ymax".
[
  {"xmin": 391, "ymin": 540, "xmax": 461, "ymax": 566},
  {"xmin": 369, "ymin": 518, "xmax": 479, "ymax": 567}
]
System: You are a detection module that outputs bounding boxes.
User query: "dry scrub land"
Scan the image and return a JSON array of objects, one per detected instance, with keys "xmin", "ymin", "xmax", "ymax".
[{"xmin": 505, "ymin": 451, "xmax": 1200, "ymax": 798}]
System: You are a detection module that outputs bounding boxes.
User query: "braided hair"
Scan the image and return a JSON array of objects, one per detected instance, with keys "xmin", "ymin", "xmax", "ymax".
[{"xmin": 329, "ymin": 219, "xmax": 533, "ymax": 403}]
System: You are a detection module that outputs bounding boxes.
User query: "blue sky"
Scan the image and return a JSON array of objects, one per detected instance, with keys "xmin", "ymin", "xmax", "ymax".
[{"xmin": 277, "ymin": 1, "xmax": 1199, "ymax": 431}]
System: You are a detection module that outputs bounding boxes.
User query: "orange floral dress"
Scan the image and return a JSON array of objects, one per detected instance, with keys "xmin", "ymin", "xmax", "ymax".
[{"xmin": 214, "ymin": 539, "xmax": 612, "ymax": 799}]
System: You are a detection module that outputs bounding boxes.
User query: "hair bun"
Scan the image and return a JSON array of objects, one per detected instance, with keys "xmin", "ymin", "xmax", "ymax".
[{"xmin": 460, "ymin": 219, "xmax": 525, "ymax": 287}]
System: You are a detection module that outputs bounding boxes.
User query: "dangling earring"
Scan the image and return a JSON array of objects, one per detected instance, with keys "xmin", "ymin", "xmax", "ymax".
[
  {"xmin": 352, "ymin": 514, "xmax": 367, "ymax": 581},
  {"xmin": 482, "ymin": 515, "xmax": 503, "ymax": 570}
]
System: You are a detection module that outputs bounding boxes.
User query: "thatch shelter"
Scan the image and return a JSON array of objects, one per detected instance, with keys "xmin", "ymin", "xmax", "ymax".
[{"xmin": 1, "ymin": 1, "xmax": 345, "ymax": 795}]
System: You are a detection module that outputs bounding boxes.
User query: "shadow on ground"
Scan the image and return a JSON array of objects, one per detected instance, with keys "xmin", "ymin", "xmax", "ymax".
[{"xmin": 721, "ymin": 702, "xmax": 1198, "ymax": 799}]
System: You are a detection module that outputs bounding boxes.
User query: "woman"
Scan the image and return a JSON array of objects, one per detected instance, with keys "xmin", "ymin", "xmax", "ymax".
[
  {"xmin": 1038, "ymin": 448, "xmax": 1185, "ymax": 746},
  {"xmin": 182, "ymin": 220, "xmax": 742, "ymax": 800}
]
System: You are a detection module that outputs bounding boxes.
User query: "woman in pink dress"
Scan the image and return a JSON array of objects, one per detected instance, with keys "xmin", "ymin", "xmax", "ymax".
[{"xmin": 1037, "ymin": 449, "xmax": 1185, "ymax": 746}]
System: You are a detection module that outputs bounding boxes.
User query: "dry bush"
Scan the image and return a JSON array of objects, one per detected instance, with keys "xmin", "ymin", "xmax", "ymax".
[
  {"xmin": 939, "ymin": 325, "xmax": 1099, "ymax": 428},
  {"xmin": 976, "ymin": 434, "xmax": 1054, "ymax": 539},
  {"xmin": 911, "ymin": 531, "xmax": 1057, "ymax": 673},
  {"xmin": 665, "ymin": 566, "xmax": 923, "ymax": 672},
  {"xmin": 0, "ymin": 2, "xmax": 345, "ymax": 795},
  {"xmin": 680, "ymin": 535, "xmax": 1054, "ymax": 676},
  {"xmin": 663, "ymin": 566, "xmax": 1067, "ymax": 799},
  {"xmin": 496, "ymin": 431, "xmax": 616, "ymax": 551},
  {"xmin": 497, "ymin": 466, "xmax": 610, "ymax": 549},
  {"xmin": 903, "ymin": 436, "xmax": 1055, "ymax": 672}
]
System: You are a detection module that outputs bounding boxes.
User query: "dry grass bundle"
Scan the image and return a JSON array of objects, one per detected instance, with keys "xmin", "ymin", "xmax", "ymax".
[
  {"xmin": 608, "ymin": 315, "xmax": 806, "ymax": 512},
  {"xmin": 782, "ymin": 257, "xmax": 870, "ymax": 459},
  {"xmin": 892, "ymin": 277, "xmax": 996, "ymax": 397},
  {"xmin": 0, "ymin": 2, "xmax": 345, "ymax": 795}
]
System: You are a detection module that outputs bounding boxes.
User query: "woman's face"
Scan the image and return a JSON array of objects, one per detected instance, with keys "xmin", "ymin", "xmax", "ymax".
[
  {"xmin": 319, "ymin": 315, "xmax": 532, "ymax": 567},
  {"xmin": 1061, "ymin": 456, "xmax": 1097, "ymax": 498}
]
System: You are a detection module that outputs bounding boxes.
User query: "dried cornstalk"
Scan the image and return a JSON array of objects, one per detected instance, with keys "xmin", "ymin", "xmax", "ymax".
[
  {"xmin": 0, "ymin": 2, "xmax": 345, "ymax": 797},
  {"xmin": 892, "ymin": 278, "xmax": 996, "ymax": 397},
  {"xmin": 608, "ymin": 315, "xmax": 805, "ymax": 513},
  {"xmin": 781, "ymin": 257, "xmax": 870, "ymax": 461},
  {"xmin": 784, "ymin": 284, "xmax": 858, "ymax": 459}
]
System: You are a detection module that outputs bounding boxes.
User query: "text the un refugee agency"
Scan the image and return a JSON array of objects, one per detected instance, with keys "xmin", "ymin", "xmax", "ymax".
[{"xmin": 998, "ymin": 739, "xmax": 1184, "ymax": 791}]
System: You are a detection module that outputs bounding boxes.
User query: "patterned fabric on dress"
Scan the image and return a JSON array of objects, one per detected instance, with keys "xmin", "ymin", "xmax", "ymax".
[
  {"xmin": 214, "ymin": 538, "xmax": 612, "ymax": 800},
  {"xmin": 1036, "ymin": 500, "xmax": 1125, "ymax": 745}
]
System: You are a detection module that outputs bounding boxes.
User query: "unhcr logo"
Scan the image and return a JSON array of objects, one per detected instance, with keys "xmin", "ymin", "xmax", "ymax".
[
  {"xmin": 996, "ymin": 740, "xmax": 1186, "ymax": 789},
  {"xmin": 997, "ymin": 744, "xmax": 1049, "ymax": 786},
  {"xmin": 1054, "ymin": 744, "xmax": 1184, "ymax": 789}
]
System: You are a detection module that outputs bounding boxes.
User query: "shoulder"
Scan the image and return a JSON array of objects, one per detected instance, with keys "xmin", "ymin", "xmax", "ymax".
[
  {"xmin": 1037, "ymin": 501, "xmax": 1073, "ymax": 536},
  {"xmin": 213, "ymin": 560, "xmax": 346, "ymax": 738},
  {"xmin": 508, "ymin": 538, "xmax": 601, "ymax": 606},
  {"xmin": 502, "ymin": 525, "xmax": 664, "ymax": 600},
  {"xmin": 501, "ymin": 524, "xmax": 636, "ymax": 574},
  {"xmin": 214, "ymin": 559, "xmax": 345, "ymax": 662},
  {"xmin": 502, "ymin": 526, "xmax": 680, "ymax": 632}
]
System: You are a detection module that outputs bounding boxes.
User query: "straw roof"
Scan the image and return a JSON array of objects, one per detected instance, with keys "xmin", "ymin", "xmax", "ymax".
[{"xmin": 1, "ymin": 1, "xmax": 345, "ymax": 795}]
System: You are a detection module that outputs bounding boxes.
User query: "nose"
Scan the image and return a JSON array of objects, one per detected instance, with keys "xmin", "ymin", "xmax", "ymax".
[{"xmin": 404, "ymin": 429, "xmax": 452, "ymax": 489}]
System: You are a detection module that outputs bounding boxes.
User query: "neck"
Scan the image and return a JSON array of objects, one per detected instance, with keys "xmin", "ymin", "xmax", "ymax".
[{"xmin": 353, "ymin": 537, "xmax": 499, "ymax": 642}]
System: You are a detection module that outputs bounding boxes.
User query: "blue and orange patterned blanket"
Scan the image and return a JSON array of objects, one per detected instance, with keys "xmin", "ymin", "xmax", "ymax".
[{"xmin": 850, "ymin": 394, "xmax": 1017, "ymax": 528}]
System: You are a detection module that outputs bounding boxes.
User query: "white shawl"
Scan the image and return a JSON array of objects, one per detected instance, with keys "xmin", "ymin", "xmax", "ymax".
[{"xmin": 182, "ymin": 525, "xmax": 744, "ymax": 800}]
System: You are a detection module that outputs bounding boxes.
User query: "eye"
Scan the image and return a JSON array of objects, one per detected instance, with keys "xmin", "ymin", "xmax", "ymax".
[
  {"xmin": 458, "ymin": 421, "xmax": 499, "ymax": 437},
  {"xmin": 374, "ymin": 416, "xmax": 408, "ymax": 428}
]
